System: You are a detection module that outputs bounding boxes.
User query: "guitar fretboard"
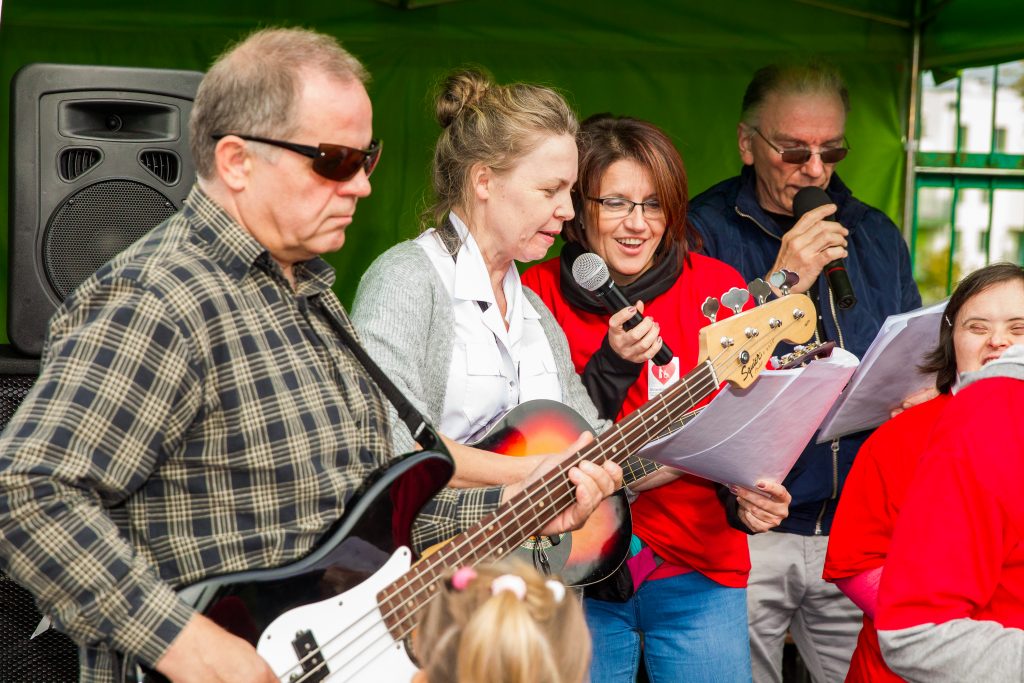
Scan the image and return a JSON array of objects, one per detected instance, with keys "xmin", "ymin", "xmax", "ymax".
[
  {"xmin": 378, "ymin": 359, "xmax": 721, "ymax": 637},
  {"xmin": 620, "ymin": 405, "xmax": 704, "ymax": 486},
  {"xmin": 371, "ymin": 289, "xmax": 817, "ymax": 648}
]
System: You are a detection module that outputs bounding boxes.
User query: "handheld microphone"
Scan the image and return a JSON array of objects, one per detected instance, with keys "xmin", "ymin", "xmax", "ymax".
[
  {"xmin": 793, "ymin": 186, "xmax": 857, "ymax": 310},
  {"xmin": 571, "ymin": 252, "xmax": 674, "ymax": 366}
]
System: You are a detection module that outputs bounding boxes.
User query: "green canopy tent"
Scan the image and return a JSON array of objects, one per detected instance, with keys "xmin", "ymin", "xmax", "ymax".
[{"xmin": 0, "ymin": 0, "xmax": 1021, "ymax": 345}]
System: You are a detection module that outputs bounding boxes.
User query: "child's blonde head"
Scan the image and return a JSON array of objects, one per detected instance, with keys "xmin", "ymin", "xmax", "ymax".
[{"xmin": 414, "ymin": 561, "xmax": 590, "ymax": 683}]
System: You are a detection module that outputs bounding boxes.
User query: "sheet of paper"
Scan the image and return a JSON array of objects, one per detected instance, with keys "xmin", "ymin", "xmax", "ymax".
[
  {"xmin": 638, "ymin": 348, "xmax": 859, "ymax": 489},
  {"xmin": 816, "ymin": 300, "xmax": 946, "ymax": 442}
]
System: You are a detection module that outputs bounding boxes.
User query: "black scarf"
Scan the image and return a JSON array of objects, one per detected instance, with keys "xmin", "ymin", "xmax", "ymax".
[{"xmin": 557, "ymin": 239, "xmax": 685, "ymax": 310}]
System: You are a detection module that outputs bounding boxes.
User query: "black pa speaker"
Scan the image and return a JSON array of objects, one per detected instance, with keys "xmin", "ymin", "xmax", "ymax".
[
  {"xmin": 0, "ymin": 345, "xmax": 79, "ymax": 682},
  {"xmin": 8, "ymin": 63, "xmax": 203, "ymax": 356}
]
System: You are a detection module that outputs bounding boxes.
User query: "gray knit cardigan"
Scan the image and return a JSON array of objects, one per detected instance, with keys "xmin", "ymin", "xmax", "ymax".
[{"xmin": 352, "ymin": 239, "xmax": 608, "ymax": 456}]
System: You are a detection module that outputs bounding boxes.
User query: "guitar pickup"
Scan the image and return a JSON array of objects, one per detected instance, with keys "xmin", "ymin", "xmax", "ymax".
[{"xmin": 290, "ymin": 629, "xmax": 328, "ymax": 683}]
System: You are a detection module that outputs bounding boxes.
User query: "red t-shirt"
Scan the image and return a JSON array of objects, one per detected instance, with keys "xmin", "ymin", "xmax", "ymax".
[
  {"xmin": 523, "ymin": 252, "xmax": 752, "ymax": 587},
  {"xmin": 877, "ymin": 377, "xmax": 1024, "ymax": 633},
  {"xmin": 822, "ymin": 393, "xmax": 951, "ymax": 683}
]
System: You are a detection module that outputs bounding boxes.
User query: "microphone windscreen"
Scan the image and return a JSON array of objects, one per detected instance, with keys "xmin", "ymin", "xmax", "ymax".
[
  {"xmin": 572, "ymin": 252, "xmax": 610, "ymax": 292},
  {"xmin": 792, "ymin": 186, "xmax": 832, "ymax": 220}
]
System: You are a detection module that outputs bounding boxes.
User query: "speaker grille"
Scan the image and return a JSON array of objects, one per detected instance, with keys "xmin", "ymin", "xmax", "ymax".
[
  {"xmin": 0, "ymin": 575, "xmax": 80, "ymax": 682},
  {"xmin": 0, "ymin": 374, "xmax": 35, "ymax": 430},
  {"xmin": 43, "ymin": 180, "xmax": 177, "ymax": 300},
  {"xmin": 0, "ymin": 372, "xmax": 80, "ymax": 682},
  {"xmin": 57, "ymin": 147, "xmax": 101, "ymax": 181},
  {"xmin": 139, "ymin": 150, "xmax": 180, "ymax": 184}
]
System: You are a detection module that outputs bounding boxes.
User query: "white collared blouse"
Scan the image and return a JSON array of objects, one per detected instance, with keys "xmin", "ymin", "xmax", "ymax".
[{"xmin": 415, "ymin": 213, "xmax": 562, "ymax": 442}]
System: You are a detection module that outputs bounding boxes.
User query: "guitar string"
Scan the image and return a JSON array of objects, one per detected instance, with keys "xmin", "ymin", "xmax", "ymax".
[
  {"xmin": 281, "ymin": 310, "xmax": 810, "ymax": 681},
  {"xmin": 300, "ymin": 331, "xmax": 820, "ymax": 682},
  {"xmin": 279, "ymin": 359, "xmax": 732, "ymax": 682},
  {"xmin": 283, "ymin": 314, "xmax": 812, "ymax": 682},
  {"xmin": 616, "ymin": 341, "xmax": 823, "ymax": 486},
  {"xmin": 275, "ymin": 363, "xmax": 725, "ymax": 683},
  {"xmin": 279, "ymin": 327, "xmax": 770, "ymax": 683}
]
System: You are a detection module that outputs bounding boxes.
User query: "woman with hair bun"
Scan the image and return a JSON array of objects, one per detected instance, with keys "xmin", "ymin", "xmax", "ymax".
[
  {"xmin": 352, "ymin": 69, "xmax": 619, "ymax": 553},
  {"xmin": 413, "ymin": 562, "xmax": 590, "ymax": 683}
]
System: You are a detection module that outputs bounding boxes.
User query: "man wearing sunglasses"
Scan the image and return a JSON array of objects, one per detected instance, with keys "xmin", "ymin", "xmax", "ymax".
[
  {"xmin": 0, "ymin": 27, "xmax": 382, "ymax": 683},
  {"xmin": 0, "ymin": 26, "xmax": 620, "ymax": 683},
  {"xmin": 689, "ymin": 61, "xmax": 922, "ymax": 683}
]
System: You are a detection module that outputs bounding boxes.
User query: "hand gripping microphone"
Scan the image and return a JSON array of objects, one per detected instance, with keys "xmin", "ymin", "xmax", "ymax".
[
  {"xmin": 571, "ymin": 252, "xmax": 674, "ymax": 366},
  {"xmin": 793, "ymin": 186, "xmax": 857, "ymax": 310}
]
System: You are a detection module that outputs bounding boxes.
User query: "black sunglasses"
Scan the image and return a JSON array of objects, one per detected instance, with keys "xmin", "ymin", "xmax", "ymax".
[
  {"xmin": 212, "ymin": 133, "xmax": 382, "ymax": 181},
  {"xmin": 751, "ymin": 127, "xmax": 849, "ymax": 165}
]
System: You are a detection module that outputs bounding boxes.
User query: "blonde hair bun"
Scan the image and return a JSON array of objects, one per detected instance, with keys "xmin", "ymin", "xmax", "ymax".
[{"xmin": 436, "ymin": 68, "xmax": 493, "ymax": 129}]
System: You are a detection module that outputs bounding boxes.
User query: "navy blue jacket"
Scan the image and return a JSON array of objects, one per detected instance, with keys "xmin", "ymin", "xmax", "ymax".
[{"xmin": 689, "ymin": 166, "xmax": 922, "ymax": 535}]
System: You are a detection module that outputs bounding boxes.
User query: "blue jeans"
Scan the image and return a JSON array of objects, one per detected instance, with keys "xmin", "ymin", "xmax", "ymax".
[{"xmin": 585, "ymin": 571, "xmax": 752, "ymax": 683}]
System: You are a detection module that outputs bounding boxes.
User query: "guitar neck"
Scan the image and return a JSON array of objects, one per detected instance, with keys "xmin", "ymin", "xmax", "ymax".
[
  {"xmin": 379, "ymin": 290, "xmax": 819, "ymax": 643},
  {"xmin": 619, "ymin": 405, "xmax": 704, "ymax": 486},
  {"xmin": 379, "ymin": 360, "xmax": 719, "ymax": 637}
]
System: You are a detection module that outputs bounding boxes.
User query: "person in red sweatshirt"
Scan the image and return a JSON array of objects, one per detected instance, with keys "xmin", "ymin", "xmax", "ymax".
[
  {"xmin": 522, "ymin": 114, "xmax": 790, "ymax": 683},
  {"xmin": 823, "ymin": 262, "xmax": 1024, "ymax": 682}
]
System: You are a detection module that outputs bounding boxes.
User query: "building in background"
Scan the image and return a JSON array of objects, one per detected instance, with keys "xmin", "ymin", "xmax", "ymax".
[{"xmin": 914, "ymin": 61, "xmax": 1024, "ymax": 303}]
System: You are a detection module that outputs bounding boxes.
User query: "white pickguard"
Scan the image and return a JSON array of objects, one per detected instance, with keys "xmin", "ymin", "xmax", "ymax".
[{"xmin": 257, "ymin": 547, "xmax": 417, "ymax": 683}]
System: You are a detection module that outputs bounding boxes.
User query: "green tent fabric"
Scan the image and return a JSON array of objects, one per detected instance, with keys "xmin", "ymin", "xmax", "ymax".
[
  {"xmin": 921, "ymin": 0, "xmax": 1024, "ymax": 70},
  {"xmin": 0, "ymin": 0, "xmax": 1017, "ymax": 345}
]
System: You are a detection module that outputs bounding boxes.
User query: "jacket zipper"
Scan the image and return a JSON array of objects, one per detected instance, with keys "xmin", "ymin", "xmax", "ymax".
[
  {"xmin": 815, "ymin": 285, "xmax": 846, "ymax": 534},
  {"xmin": 814, "ymin": 438, "xmax": 841, "ymax": 535},
  {"xmin": 826, "ymin": 285, "xmax": 846, "ymax": 350},
  {"xmin": 735, "ymin": 207, "xmax": 779, "ymax": 246},
  {"xmin": 736, "ymin": 205, "xmax": 847, "ymax": 536}
]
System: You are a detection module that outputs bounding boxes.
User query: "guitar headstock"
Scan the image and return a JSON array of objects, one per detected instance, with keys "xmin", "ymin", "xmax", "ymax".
[
  {"xmin": 771, "ymin": 341, "xmax": 836, "ymax": 370},
  {"xmin": 696, "ymin": 291, "xmax": 816, "ymax": 389}
]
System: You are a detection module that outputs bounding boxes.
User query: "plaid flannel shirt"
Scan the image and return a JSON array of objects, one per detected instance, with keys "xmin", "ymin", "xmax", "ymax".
[{"xmin": 0, "ymin": 186, "xmax": 499, "ymax": 682}]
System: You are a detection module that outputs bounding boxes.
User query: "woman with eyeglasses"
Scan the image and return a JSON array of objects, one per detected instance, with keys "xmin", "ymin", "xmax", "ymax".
[
  {"xmin": 823, "ymin": 262, "xmax": 1024, "ymax": 683},
  {"xmin": 521, "ymin": 114, "xmax": 791, "ymax": 683},
  {"xmin": 351, "ymin": 69, "xmax": 620, "ymax": 554}
]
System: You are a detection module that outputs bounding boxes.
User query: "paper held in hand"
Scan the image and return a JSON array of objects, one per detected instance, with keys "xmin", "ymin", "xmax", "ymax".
[
  {"xmin": 816, "ymin": 300, "xmax": 947, "ymax": 442},
  {"xmin": 638, "ymin": 348, "xmax": 859, "ymax": 490}
]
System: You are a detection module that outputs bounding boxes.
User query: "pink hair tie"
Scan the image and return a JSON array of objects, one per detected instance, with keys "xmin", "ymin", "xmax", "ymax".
[
  {"xmin": 491, "ymin": 574, "xmax": 528, "ymax": 600},
  {"xmin": 545, "ymin": 579, "xmax": 566, "ymax": 604},
  {"xmin": 451, "ymin": 566, "xmax": 477, "ymax": 591}
]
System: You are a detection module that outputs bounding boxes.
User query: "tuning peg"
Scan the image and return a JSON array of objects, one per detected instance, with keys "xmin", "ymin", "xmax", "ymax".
[
  {"xmin": 768, "ymin": 269, "xmax": 800, "ymax": 295},
  {"xmin": 747, "ymin": 278, "xmax": 773, "ymax": 306},
  {"xmin": 701, "ymin": 297, "xmax": 719, "ymax": 324},
  {"xmin": 720, "ymin": 287, "xmax": 749, "ymax": 315}
]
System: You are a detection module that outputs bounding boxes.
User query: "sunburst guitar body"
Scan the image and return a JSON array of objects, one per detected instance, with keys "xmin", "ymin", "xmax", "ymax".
[{"xmin": 471, "ymin": 399, "xmax": 632, "ymax": 586}]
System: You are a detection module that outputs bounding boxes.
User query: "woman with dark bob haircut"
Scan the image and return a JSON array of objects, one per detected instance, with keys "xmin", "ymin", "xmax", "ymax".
[
  {"xmin": 824, "ymin": 261, "xmax": 1024, "ymax": 682},
  {"xmin": 522, "ymin": 114, "xmax": 792, "ymax": 682}
]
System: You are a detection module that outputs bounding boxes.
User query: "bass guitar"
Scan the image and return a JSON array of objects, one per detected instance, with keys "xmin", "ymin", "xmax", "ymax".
[
  {"xmin": 489, "ymin": 343, "xmax": 836, "ymax": 586},
  {"xmin": 124, "ymin": 290, "xmax": 815, "ymax": 682}
]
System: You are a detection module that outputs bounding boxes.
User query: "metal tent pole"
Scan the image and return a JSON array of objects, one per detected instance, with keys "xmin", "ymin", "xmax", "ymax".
[{"xmin": 901, "ymin": 2, "xmax": 923, "ymax": 242}]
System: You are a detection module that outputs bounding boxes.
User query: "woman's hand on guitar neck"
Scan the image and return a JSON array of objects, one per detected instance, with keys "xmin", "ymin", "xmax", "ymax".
[
  {"xmin": 499, "ymin": 432, "xmax": 623, "ymax": 535},
  {"xmin": 155, "ymin": 613, "xmax": 278, "ymax": 683}
]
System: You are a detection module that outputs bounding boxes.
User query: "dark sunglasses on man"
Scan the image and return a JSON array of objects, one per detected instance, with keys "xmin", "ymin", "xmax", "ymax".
[
  {"xmin": 211, "ymin": 133, "xmax": 382, "ymax": 181},
  {"xmin": 750, "ymin": 126, "xmax": 849, "ymax": 165}
]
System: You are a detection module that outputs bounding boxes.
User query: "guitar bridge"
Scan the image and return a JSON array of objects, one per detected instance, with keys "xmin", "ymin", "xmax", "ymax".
[{"xmin": 290, "ymin": 630, "xmax": 328, "ymax": 683}]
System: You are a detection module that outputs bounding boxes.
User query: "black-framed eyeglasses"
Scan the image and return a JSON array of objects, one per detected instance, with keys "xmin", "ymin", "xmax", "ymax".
[
  {"xmin": 211, "ymin": 133, "xmax": 382, "ymax": 181},
  {"xmin": 750, "ymin": 127, "xmax": 849, "ymax": 165},
  {"xmin": 586, "ymin": 196, "xmax": 664, "ymax": 218}
]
